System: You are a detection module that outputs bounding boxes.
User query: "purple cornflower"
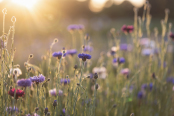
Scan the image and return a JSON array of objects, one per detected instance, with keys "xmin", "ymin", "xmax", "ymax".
[
  {"xmin": 66, "ymin": 49, "xmax": 77, "ymax": 56},
  {"xmin": 60, "ymin": 79, "xmax": 70, "ymax": 85},
  {"xmin": 17, "ymin": 79, "xmax": 32, "ymax": 87},
  {"xmin": 62, "ymin": 108, "xmax": 65, "ymax": 114},
  {"xmin": 141, "ymin": 84, "xmax": 147, "ymax": 90},
  {"xmin": 67, "ymin": 24, "xmax": 78, "ymax": 31},
  {"xmin": 78, "ymin": 53, "xmax": 91, "ymax": 61},
  {"xmin": 52, "ymin": 52, "xmax": 66, "ymax": 59},
  {"xmin": 121, "ymin": 25, "xmax": 134, "ymax": 33},
  {"xmin": 166, "ymin": 77, "xmax": 174, "ymax": 83},
  {"xmin": 83, "ymin": 46, "xmax": 93, "ymax": 52},
  {"xmin": 137, "ymin": 91, "xmax": 143, "ymax": 99},
  {"xmin": 119, "ymin": 44, "xmax": 133, "ymax": 51},
  {"xmin": 170, "ymin": 33, "xmax": 174, "ymax": 40},
  {"xmin": 113, "ymin": 57, "xmax": 125, "ymax": 64},
  {"xmin": 6, "ymin": 106, "xmax": 18, "ymax": 113},
  {"xmin": 149, "ymin": 83, "xmax": 153, "ymax": 90},
  {"xmin": 30, "ymin": 74, "xmax": 45, "ymax": 84}
]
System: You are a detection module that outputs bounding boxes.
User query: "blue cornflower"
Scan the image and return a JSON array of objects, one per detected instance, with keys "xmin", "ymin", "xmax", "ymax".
[
  {"xmin": 17, "ymin": 79, "xmax": 32, "ymax": 87},
  {"xmin": 52, "ymin": 52, "xmax": 66, "ymax": 59},
  {"xmin": 60, "ymin": 79, "xmax": 70, "ymax": 85},
  {"xmin": 78, "ymin": 53, "xmax": 91, "ymax": 61},
  {"xmin": 141, "ymin": 84, "xmax": 147, "ymax": 90},
  {"xmin": 149, "ymin": 83, "xmax": 153, "ymax": 90},
  {"xmin": 137, "ymin": 91, "xmax": 143, "ymax": 99},
  {"xmin": 30, "ymin": 74, "xmax": 45, "ymax": 84},
  {"xmin": 44, "ymin": 107, "xmax": 48, "ymax": 115},
  {"xmin": 66, "ymin": 49, "xmax": 77, "ymax": 56},
  {"xmin": 84, "ymin": 46, "xmax": 93, "ymax": 52},
  {"xmin": 67, "ymin": 24, "xmax": 78, "ymax": 31},
  {"xmin": 113, "ymin": 57, "xmax": 125, "ymax": 64}
]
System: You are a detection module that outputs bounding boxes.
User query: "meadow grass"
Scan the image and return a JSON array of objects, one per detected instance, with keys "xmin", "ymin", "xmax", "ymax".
[{"xmin": 0, "ymin": 2, "xmax": 174, "ymax": 116}]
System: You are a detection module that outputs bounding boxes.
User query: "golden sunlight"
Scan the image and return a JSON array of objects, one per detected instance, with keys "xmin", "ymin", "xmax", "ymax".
[{"xmin": 12, "ymin": 0, "xmax": 38, "ymax": 9}]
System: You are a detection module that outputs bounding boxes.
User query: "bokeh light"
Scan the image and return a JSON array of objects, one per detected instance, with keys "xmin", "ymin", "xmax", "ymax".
[
  {"xmin": 114, "ymin": 0, "xmax": 124, "ymax": 5},
  {"xmin": 130, "ymin": 0, "xmax": 146, "ymax": 7},
  {"xmin": 89, "ymin": 0, "xmax": 107, "ymax": 12},
  {"xmin": 12, "ymin": 0, "xmax": 38, "ymax": 9}
]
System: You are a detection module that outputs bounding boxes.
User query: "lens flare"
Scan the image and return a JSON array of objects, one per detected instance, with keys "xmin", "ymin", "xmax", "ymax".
[{"xmin": 12, "ymin": 0, "xmax": 38, "ymax": 9}]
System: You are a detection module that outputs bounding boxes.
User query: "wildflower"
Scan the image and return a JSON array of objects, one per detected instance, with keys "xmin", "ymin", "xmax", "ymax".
[
  {"xmin": 17, "ymin": 79, "xmax": 32, "ymax": 87},
  {"xmin": 8, "ymin": 88, "xmax": 25, "ymax": 99},
  {"xmin": 30, "ymin": 74, "xmax": 45, "ymax": 84},
  {"xmin": 52, "ymin": 52, "xmax": 66, "ymax": 59},
  {"xmin": 141, "ymin": 48, "xmax": 153, "ymax": 56},
  {"xmin": 149, "ymin": 83, "xmax": 153, "ymax": 90},
  {"xmin": 10, "ymin": 68, "xmax": 22, "ymax": 77},
  {"xmin": 170, "ymin": 33, "xmax": 174, "ymax": 40},
  {"xmin": 120, "ymin": 44, "xmax": 133, "ymax": 51},
  {"xmin": 49, "ymin": 88, "xmax": 63, "ymax": 96},
  {"xmin": 78, "ymin": 53, "xmax": 91, "ymax": 61},
  {"xmin": 141, "ymin": 84, "xmax": 147, "ymax": 90},
  {"xmin": 67, "ymin": 24, "xmax": 78, "ymax": 31},
  {"xmin": 113, "ymin": 57, "xmax": 125, "ymax": 64},
  {"xmin": 66, "ymin": 49, "xmax": 77, "ymax": 56},
  {"xmin": 60, "ymin": 79, "xmax": 70, "ymax": 85},
  {"xmin": 137, "ymin": 91, "xmax": 143, "ymax": 99},
  {"xmin": 166, "ymin": 77, "xmax": 174, "ymax": 83},
  {"xmin": 44, "ymin": 108, "xmax": 48, "ymax": 115},
  {"xmin": 74, "ymin": 64, "xmax": 78, "ymax": 70},
  {"xmin": 92, "ymin": 67, "xmax": 107, "ymax": 79},
  {"xmin": 62, "ymin": 108, "xmax": 65, "ymax": 114},
  {"xmin": 83, "ymin": 45, "xmax": 93, "ymax": 52},
  {"xmin": 139, "ymin": 38, "xmax": 155, "ymax": 48},
  {"xmin": 121, "ymin": 25, "xmax": 134, "ymax": 33},
  {"xmin": 120, "ymin": 68, "xmax": 130, "ymax": 75},
  {"xmin": 53, "ymin": 100, "xmax": 57, "ymax": 108},
  {"xmin": 6, "ymin": 106, "xmax": 18, "ymax": 114}
]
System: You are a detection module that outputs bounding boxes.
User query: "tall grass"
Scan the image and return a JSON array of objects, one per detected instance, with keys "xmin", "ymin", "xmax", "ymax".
[{"xmin": 0, "ymin": 2, "xmax": 174, "ymax": 116}]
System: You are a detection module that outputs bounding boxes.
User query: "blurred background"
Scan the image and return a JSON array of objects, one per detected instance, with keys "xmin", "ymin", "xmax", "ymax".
[{"xmin": 0, "ymin": 0, "xmax": 173, "ymax": 67}]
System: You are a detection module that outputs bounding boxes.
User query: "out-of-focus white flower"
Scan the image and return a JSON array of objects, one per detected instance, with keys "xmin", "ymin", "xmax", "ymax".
[
  {"xmin": 49, "ymin": 88, "xmax": 63, "ymax": 96},
  {"xmin": 139, "ymin": 38, "xmax": 155, "ymax": 48},
  {"xmin": 92, "ymin": 67, "xmax": 107, "ymax": 79},
  {"xmin": 120, "ymin": 68, "xmax": 130, "ymax": 75},
  {"xmin": 10, "ymin": 68, "xmax": 22, "ymax": 77}
]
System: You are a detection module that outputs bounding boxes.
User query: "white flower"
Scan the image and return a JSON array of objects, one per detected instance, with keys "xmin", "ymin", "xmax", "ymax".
[
  {"xmin": 92, "ymin": 67, "xmax": 107, "ymax": 79},
  {"xmin": 10, "ymin": 68, "xmax": 22, "ymax": 77}
]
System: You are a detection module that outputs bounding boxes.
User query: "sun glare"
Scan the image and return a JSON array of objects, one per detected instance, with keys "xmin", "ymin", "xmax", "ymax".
[{"xmin": 12, "ymin": 0, "xmax": 38, "ymax": 9}]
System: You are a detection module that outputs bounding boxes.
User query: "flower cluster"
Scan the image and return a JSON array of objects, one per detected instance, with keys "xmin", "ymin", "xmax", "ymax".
[
  {"xmin": 121, "ymin": 25, "xmax": 134, "ymax": 33},
  {"xmin": 8, "ymin": 88, "xmax": 25, "ymax": 99},
  {"xmin": 17, "ymin": 79, "xmax": 32, "ymax": 87},
  {"xmin": 60, "ymin": 78, "xmax": 70, "ymax": 85},
  {"xmin": 52, "ymin": 51, "xmax": 66, "ymax": 59},
  {"xmin": 30, "ymin": 74, "xmax": 45, "ymax": 84},
  {"xmin": 66, "ymin": 49, "xmax": 77, "ymax": 56},
  {"xmin": 78, "ymin": 53, "xmax": 91, "ymax": 61}
]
